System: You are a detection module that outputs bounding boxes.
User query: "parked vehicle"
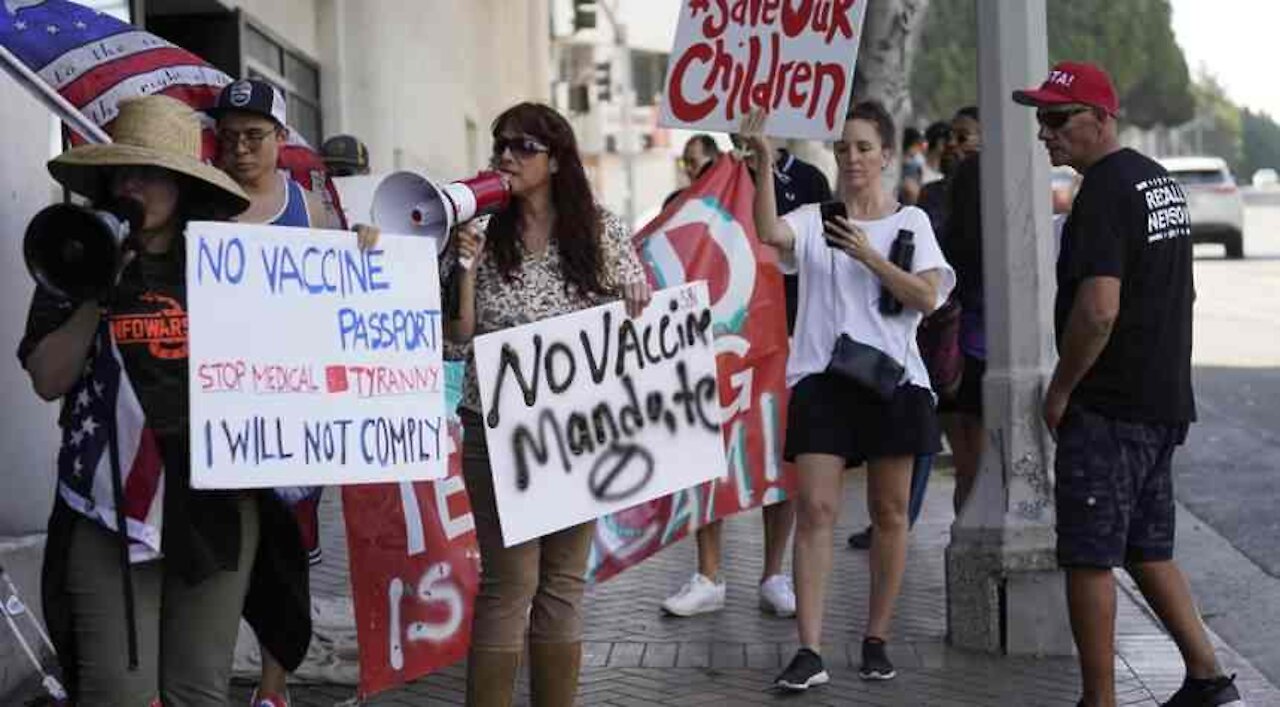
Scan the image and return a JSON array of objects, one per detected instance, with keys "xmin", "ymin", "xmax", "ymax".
[
  {"xmin": 1253, "ymin": 168, "xmax": 1279, "ymax": 190},
  {"xmin": 1159, "ymin": 156, "xmax": 1246, "ymax": 259}
]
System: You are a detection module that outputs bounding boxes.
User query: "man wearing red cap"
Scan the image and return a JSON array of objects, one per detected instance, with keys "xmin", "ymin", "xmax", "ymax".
[{"xmin": 1014, "ymin": 62, "xmax": 1241, "ymax": 707}]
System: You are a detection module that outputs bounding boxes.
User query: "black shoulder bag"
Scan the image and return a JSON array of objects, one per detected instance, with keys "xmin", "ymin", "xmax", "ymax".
[{"xmin": 824, "ymin": 231, "xmax": 909, "ymax": 402}]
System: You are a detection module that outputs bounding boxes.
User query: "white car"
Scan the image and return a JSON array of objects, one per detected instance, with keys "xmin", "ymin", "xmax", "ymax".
[
  {"xmin": 1254, "ymin": 168, "xmax": 1279, "ymax": 190},
  {"xmin": 1159, "ymin": 156, "xmax": 1246, "ymax": 259}
]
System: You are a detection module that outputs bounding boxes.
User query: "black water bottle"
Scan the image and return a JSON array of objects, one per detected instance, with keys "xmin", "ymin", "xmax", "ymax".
[{"xmin": 880, "ymin": 229, "xmax": 915, "ymax": 315}]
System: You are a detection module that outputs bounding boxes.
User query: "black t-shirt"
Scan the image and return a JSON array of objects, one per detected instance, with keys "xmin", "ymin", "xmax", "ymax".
[
  {"xmin": 1056, "ymin": 148, "xmax": 1195, "ymax": 422},
  {"xmin": 946, "ymin": 154, "xmax": 983, "ymax": 315},
  {"xmin": 773, "ymin": 150, "xmax": 833, "ymax": 335},
  {"xmin": 19, "ymin": 249, "xmax": 189, "ymax": 436}
]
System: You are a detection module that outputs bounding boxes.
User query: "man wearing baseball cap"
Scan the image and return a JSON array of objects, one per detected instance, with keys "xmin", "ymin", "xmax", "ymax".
[
  {"xmin": 1015, "ymin": 62, "xmax": 1241, "ymax": 707},
  {"xmin": 210, "ymin": 77, "xmax": 339, "ymax": 707},
  {"xmin": 210, "ymin": 78, "xmax": 334, "ymax": 228}
]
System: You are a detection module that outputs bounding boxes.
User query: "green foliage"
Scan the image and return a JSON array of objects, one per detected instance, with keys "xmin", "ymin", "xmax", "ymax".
[
  {"xmin": 1240, "ymin": 109, "xmax": 1280, "ymax": 179},
  {"xmin": 1191, "ymin": 73, "xmax": 1243, "ymax": 172},
  {"xmin": 910, "ymin": 0, "xmax": 1194, "ymax": 128}
]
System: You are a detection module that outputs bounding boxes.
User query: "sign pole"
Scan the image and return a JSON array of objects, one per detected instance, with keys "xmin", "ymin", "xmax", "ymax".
[{"xmin": 0, "ymin": 44, "xmax": 110, "ymax": 143}]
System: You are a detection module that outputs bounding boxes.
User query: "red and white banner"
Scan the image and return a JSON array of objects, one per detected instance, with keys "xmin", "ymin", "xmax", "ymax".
[
  {"xmin": 342, "ymin": 362, "xmax": 478, "ymax": 698},
  {"xmin": 343, "ymin": 156, "xmax": 794, "ymax": 696},
  {"xmin": 658, "ymin": 0, "xmax": 869, "ymax": 140},
  {"xmin": 591, "ymin": 155, "xmax": 795, "ymax": 580}
]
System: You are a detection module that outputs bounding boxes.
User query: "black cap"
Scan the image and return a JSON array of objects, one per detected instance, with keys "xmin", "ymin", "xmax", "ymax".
[
  {"xmin": 321, "ymin": 134, "xmax": 370, "ymax": 175},
  {"xmin": 209, "ymin": 78, "xmax": 287, "ymax": 126}
]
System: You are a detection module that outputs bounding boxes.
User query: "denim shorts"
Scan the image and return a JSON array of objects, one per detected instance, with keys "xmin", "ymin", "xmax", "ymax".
[{"xmin": 1054, "ymin": 406, "xmax": 1188, "ymax": 568}]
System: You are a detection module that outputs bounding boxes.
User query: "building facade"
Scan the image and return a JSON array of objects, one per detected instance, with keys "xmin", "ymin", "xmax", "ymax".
[{"xmin": 0, "ymin": 0, "xmax": 551, "ymax": 697}]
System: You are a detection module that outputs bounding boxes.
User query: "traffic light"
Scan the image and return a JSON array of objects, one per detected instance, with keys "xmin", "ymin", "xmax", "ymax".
[
  {"xmin": 573, "ymin": 0, "xmax": 597, "ymax": 31},
  {"xmin": 595, "ymin": 60, "xmax": 612, "ymax": 103}
]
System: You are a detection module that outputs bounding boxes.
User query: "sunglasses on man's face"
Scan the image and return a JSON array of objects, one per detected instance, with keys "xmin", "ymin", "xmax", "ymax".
[
  {"xmin": 1036, "ymin": 107, "xmax": 1092, "ymax": 130},
  {"xmin": 492, "ymin": 136, "xmax": 550, "ymax": 159}
]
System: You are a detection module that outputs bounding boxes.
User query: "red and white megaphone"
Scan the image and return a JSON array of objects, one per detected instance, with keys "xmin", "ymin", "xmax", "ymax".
[{"xmin": 370, "ymin": 170, "xmax": 509, "ymax": 269}]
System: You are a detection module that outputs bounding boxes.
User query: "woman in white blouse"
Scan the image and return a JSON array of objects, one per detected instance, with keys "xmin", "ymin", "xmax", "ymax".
[{"xmin": 741, "ymin": 101, "xmax": 955, "ymax": 692}]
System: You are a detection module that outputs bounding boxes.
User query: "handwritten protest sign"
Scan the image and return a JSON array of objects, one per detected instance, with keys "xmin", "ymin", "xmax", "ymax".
[
  {"xmin": 186, "ymin": 221, "xmax": 446, "ymax": 489},
  {"xmin": 659, "ymin": 0, "xmax": 869, "ymax": 140},
  {"xmin": 474, "ymin": 283, "xmax": 728, "ymax": 547}
]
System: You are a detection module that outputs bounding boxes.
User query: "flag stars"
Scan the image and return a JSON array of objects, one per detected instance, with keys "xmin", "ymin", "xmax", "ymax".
[
  {"xmin": 75, "ymin": 389, "xmax": 92, "ymax": 411},
  {"xmin": 72, "ymin": 458, "xmax": 84, "ymax": 478},
  {"xmin": 70, "ymin": 429, "xmax": 85, "ymax": 447},
  {"xmin": 45, "ymin": 23, "xmax": 59, "ymax": 34},
  {"xmin": 13, "ymin": 20, "xmax": 26, "ymax": 30},
  {"xmin": 74, "ymin": 20, "xmax": 87, "ymax": 30},
  {"xmin": 81, "ymin": 416, "xmax": 100, "ymax": 437}
]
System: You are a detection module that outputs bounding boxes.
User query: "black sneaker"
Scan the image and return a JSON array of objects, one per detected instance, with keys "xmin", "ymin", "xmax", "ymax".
[
  {"xmin": 847, "ymin": 526, "xmax": 873, "ymax": 550},
  {"xmin": 1161, "ymin": 674, "xmax": 1244, "ymax": 706},
  {"xmin": 859, "ymin": 637, "xmax": 896, "ymax": 681},
  {"xmin": 775, "ymin": 648, "xmax": 829, "ymax": 691}
]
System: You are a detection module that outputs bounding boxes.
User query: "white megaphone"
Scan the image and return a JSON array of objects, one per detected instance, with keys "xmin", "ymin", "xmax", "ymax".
[{"xmin": 370, "ymin": 170, "xmax": 510, "ymax": 269}]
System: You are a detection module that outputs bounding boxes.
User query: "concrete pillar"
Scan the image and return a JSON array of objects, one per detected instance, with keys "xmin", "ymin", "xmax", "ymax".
[{"xmin": 944, "ymin": 0, "xmax": 1073, "ymax": 656}]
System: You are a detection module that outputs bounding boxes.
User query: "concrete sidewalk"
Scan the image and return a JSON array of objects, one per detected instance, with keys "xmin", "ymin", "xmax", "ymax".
[{"xmin": 231, "ymin": 467, "xmax": 1280, "ymax": 706}]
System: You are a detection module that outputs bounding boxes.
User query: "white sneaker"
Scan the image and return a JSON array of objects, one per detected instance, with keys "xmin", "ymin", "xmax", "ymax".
[
  {"xmin": 661, "ymin": 573, "xmax": 725, "ymax": 616},
  {"xmin": 759, "ymin": 574, "xmax": 796, "ymax": 617}
]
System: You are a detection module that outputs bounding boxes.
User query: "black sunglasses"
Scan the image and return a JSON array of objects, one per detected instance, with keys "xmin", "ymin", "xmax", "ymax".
[
  {"xmin": 492, "ymin": 136, "xmax": 550, "ymax": 159},
  {"xmin": 1036, "ymin": 107, "xmax": 1092, "ymax": 130}
]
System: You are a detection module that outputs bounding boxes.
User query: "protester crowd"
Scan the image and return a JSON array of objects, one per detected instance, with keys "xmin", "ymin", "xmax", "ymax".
[{"xmin": 18, "ymin": 59, "xmax": 1240, "ymax": 707}]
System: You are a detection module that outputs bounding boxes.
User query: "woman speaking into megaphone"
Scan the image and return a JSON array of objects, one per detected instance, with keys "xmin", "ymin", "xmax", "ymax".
[
  {"xmin": 15, "ymin": 95, "xmax": 304, "ymax": 705},
  {"xmin": 365, "ymin": 101, "xmax": 649, "ymax": 705}
]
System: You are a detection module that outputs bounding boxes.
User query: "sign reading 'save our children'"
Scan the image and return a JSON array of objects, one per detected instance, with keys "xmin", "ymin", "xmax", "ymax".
[
  {"xmin": 186, "ymin": 222, "xmax": 446, "ymax": 489},
  {"xmin": 474, "ymin": 283, "xmax": 729, "ymax": 547},
  {"xmin": 659, "ymin": 0, "xmax": 869, "ymax": 140}
]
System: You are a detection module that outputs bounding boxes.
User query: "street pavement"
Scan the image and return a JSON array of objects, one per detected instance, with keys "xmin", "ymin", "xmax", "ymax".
[
  {"xmin": 1172, "ymin": 202, "xmax": 1280, "ymax": 686},
  {"xmin": 228, "ymin": 470, "xmax": 1280, "ymax": 706}
]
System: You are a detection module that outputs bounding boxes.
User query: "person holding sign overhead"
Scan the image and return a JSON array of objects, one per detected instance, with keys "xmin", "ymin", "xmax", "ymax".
[
  {"xmin": 740, "ymin": 102, "xmax": 954, "ymax": 691},
  {"xmin": 16, "ymin": 94, "xmax": 276, "ymax": 705},
  {"xmin": 405, "ymin": 102, "xmax": 649, "ymax": 706}
]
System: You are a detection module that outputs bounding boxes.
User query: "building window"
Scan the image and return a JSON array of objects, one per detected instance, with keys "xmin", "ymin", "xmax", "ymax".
[
  {"xmin": 631, "ymin": 51, "xmax": 668, "ymax": 108},
  {"xmin": 243, "ymin": 24, "xmax": 322, "ymax": 147}
]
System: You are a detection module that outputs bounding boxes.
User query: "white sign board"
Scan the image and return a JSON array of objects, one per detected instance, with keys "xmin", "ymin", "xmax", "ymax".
[
  {"xmin": 474, "ymin": 283, "xmax": 727, "ymax": 546},
  {"xmin": 658, "ymin": 0, "xmax": 869, "ymax": 140},
  {"xmin": 186, "ymin": 221, "xmax": 446, "ymax": 489}
]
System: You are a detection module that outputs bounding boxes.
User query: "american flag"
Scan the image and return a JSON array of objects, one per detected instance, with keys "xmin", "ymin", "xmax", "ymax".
[
  {"xmin": 0, "ymin": 0, "xmax": 340, "ymax": 217},
  {"xmin": 57, "ymin": 325, "xmax": 164, "ymax": 562}
]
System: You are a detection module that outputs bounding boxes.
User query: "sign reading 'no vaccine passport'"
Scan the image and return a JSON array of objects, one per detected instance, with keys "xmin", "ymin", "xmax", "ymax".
[{"xmin": 186, "ymin": 222, "xmax": 446, "ymax": 489}]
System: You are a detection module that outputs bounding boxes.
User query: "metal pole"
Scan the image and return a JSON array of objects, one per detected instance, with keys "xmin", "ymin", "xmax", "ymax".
[
  {"xmin": 0, "ymin": 44, "xmax": 110, "ymax": 144},
  {"xmin": 597, "ymin": 0, "xmax": 636, "ymax": 229}
]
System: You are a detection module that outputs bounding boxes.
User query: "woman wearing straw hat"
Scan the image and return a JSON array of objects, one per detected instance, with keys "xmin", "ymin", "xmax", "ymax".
[{"xmin": 16, "ymin": 94, "xmax": 290, "ymax": 705}]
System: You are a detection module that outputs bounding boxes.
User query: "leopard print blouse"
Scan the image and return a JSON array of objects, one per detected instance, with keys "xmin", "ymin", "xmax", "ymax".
[{"xmin": 443, "ymin": 209, "xmax": 646, "ymax": 412}]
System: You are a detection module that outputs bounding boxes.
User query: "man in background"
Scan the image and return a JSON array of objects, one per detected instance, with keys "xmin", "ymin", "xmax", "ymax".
[{"xmin": 321, "ymin": 134, "xmax": 371, "ymax": 178}]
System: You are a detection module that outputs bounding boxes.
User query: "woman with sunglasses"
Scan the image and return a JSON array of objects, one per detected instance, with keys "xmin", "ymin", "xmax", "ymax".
[
  {"xmin": 739, "ymin": 102, "xmax": 954, "ymax": 691},
  {"xmin": 447, "ymin": 102, "xmax": 649, "ymax": 706},
  {"xmin": 17, "ymin": 95, "xmax": 287, "ymax": 705}
]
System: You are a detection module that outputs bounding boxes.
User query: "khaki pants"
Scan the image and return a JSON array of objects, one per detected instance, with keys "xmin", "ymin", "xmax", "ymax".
[
  {"xmin": 462, "ymin": 413, "xmax": 594, "ymax": 651},
  {"xmin": 65, "ymin": 495, "xmax": 259, "ymax": 706}
]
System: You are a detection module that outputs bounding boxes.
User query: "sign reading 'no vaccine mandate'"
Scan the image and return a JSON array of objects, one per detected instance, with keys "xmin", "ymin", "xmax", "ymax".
[
  {"xmin": 659, "ymin": 0, "xmax": 869, "ymax": 140},
  {"xmin": 474, "ymin": 283, "xmax": 728, "ymax": 547}
]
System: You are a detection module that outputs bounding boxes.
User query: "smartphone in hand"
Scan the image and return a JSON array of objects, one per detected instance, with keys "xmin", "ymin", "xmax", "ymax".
[{"xmin": 820, "ymin": 201, "xmax": 847, "ymax": 247}]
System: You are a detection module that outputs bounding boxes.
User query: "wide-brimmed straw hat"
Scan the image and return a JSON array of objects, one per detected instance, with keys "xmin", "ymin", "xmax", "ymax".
[{"xmin": 48, "ymin": 94, "xmax": 249, "ymax": 217}]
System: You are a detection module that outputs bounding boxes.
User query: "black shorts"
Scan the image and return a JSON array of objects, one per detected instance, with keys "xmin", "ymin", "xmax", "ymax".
[
  {"xmin": 784, "ymin": 371, "xmax": 941, "ymax": 468},
  {"xmin": 1054, "ymin": 406, "xmax": 1188, "ymax": 568},
  {"xmin": 938, "ymin": 354, "xmax": 985, "ymax": 416}
]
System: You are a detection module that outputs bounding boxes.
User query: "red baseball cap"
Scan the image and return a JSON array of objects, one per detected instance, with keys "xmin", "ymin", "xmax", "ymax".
[{"xmin": 1013, "ymin": 61, "xmax": 1119, "ymax": 116}]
